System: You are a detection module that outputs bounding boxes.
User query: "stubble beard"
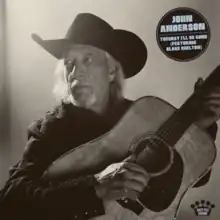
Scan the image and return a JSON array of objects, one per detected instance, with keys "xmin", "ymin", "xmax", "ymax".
[{"xmin": 69, "ymin": 85, "xmax": 97, "ymax": 109}]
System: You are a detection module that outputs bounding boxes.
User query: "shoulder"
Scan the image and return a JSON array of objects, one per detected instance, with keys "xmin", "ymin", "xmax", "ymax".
[{"xmin": 27, "ymin": 102, "xmax": 69, "ymax": 139}]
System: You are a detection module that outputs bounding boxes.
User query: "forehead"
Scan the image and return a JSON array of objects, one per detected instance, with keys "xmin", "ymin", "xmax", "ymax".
[{"xmin": 63, "ymin": 45, "xmax": 106, "ymax": 60}]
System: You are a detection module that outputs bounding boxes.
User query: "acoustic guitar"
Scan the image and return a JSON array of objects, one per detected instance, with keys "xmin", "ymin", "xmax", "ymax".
[{"xmin": 42, "ymin": 65, "xmax": 220, "ymax": 220}]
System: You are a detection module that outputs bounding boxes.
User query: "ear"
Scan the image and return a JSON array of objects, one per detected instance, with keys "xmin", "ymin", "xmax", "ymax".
[{"xmin": 108, "ymin": 67, "xmax": 116, "ymax": 82}]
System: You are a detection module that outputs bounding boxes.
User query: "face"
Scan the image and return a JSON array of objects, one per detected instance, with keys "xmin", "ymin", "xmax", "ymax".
[{"xmin": 63, "ymin": 45, "xmax": 114, "ymax": 113}]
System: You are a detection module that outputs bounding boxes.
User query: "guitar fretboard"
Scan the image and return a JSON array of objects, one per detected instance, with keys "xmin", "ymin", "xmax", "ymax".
[{"xmin": 157, "ymin": 65, "xmax": 220, "ymax": 147}]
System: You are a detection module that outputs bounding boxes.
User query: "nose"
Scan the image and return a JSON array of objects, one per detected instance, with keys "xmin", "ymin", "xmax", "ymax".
[{"xmin": 68, "ymin": 62, "xmax": 86, "ymax": 82}]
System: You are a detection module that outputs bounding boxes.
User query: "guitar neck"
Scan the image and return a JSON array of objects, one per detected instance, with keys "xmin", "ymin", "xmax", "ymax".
[{"xmin": 157, "ymin": 65, "xmax": 220, "ymax": 146}]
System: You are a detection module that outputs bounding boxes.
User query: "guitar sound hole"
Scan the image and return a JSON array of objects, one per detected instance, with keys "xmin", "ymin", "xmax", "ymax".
[{"xmin": 135, "ymin": 137, "xmax": 172, "ymax": 174}]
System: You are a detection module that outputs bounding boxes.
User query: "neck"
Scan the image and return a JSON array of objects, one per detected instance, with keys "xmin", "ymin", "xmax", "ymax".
[
  {"xmin": 89, "ymin": 99, "xmax": 110, "ymax": 115},
  {"xmin": 70, "ymin": 94, "xmax": 112, "ymax": 115},
  {"xmin": 86, "ymin": 87, "xmax": 121, "ymax": 115},
  {"xmin": 92, "ymin": 95, "xmax": 121, "ymax": 115}
]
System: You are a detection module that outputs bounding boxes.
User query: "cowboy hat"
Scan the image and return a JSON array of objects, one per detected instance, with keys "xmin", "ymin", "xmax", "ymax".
[{"xmin": 32, "ymin": 13, "xmax": 147, "ymax": 78}]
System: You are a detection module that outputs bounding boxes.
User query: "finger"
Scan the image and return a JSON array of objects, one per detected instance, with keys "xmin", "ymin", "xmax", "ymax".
[
  {"xmin": 122, "ymin": 162, "xmax": 149, "ymax": 178},
  {"xmin": 123, "ymin": 189, "xmax": 139, "ymax": 200},
  {"xmin": 194, "ymin": 77, "xmax": 204, "ymax": 90},
  {"xmin": 109, "ymin": 180, "xmax": 143, "ymax": 195},
  {"xmin": 125, "ymin": 168, "xmax": 150, "ymax": 184},
  {"xmin": 198, "ymin": 109, "xmax": 220, "ymax": 123},
  {"xmin": 122, "ymin": 170, "xmax": 150, "ymax": 187},
  {"xmin": 202, "ymin": 101, "xmax": 220, "ymax": 108},
  {"xmin": 201, "ymin": 100, "xmax": 220, "ymax": 111},
  {"xmin": 123, "ymin": 154, "xmax": 137, "ymax": 163},
  {"xmin": 113, "ymin": 189, "xmax": 139, "ymax": 201},
  {"xmin": 112, "ymin": 170, "xmax": 148, "ymax": 191},
  {"xmin": 124, "ymin": 179, "xmax": 146, "ymax": 193},
  {"xmin": 203, "ymin": 94, "xmax": 220, "ymax": 100},
  {"xmin": 114, "ymin": 167, "xmax": 149, "ymax": 185},
  {"xmin": 203, "ymin": 105, "xmax": 220, "ymax": 117}
]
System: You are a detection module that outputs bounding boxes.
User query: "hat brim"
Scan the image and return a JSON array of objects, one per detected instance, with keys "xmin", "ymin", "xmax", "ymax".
[{"xmin": 32, "ymin": 30, "xmax": 147, "ymax": 78}]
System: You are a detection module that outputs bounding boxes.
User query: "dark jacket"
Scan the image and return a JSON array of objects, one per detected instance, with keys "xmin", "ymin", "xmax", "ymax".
[
  {"xmin": 0, "ymin": 99, "xmax": 217, "ymax": 220},
  {"xmin": 0, "ymin": 99, "xmax": 132, "ymax": 220}
]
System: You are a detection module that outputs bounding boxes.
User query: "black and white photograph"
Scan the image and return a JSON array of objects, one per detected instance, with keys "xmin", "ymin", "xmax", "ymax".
[{"xmin": 0, "ymin": 1, "xmax": 220, "ymax": 220}]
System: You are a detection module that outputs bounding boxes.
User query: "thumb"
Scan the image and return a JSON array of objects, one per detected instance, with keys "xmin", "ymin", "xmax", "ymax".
[
  {"xmin": 124, "ymin": 153, "xmax": 137, "ymax": 163},
  {"xmin": 194, "ymin": 77, "xmax": 204, "ymax": 91}
]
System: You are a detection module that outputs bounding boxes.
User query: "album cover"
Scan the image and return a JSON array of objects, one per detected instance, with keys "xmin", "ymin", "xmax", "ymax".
[{"xmin": 0, "ymin": 1, "xmax": 219, "ymax": 220}]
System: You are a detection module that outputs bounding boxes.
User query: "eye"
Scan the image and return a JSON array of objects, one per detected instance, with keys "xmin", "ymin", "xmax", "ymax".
[
  {"xmin": 64, "ymin": 60, "xmax": 75, "ymax": 73},
  {"xmin": 84, "ymin": 55, "xmax": 92, "ymax": 65}
]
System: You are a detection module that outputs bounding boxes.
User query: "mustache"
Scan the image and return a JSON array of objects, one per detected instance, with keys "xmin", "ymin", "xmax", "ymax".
[
  {"xmin": 68, "ymin": 81, "xmax": 93, "ymax": 94},
  {"xmin": 69, "ymin": 80, "xmax": 91, "ymax": 88}
]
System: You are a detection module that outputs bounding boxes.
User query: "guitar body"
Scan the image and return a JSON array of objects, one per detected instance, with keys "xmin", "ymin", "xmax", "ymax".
[{"xmin": 44, "ymin": 96, "xmax": 216, "ymax": 220}]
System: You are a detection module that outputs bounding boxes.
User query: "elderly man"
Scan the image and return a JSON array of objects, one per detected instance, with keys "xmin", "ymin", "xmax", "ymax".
[{"xmin": 0, "ymin": 13, "xmax": 219, "ymax": 220}]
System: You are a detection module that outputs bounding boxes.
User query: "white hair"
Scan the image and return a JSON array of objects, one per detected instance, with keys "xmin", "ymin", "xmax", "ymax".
[
  {"xmin": 52, "ymin": 51, "xmax": 125, "ymax": 104},
  {"xmin": 105, "ymin": 52, "xmax": 125, "ymax": 102}
]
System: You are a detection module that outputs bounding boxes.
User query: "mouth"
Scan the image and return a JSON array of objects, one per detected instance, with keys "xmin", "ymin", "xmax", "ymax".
[{"xmin": 70, "ymin": 82, "xmax": 93, "ymax": 94}]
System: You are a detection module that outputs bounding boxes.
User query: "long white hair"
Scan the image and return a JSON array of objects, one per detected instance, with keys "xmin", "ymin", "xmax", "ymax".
[{"xmin": 52, "ymin": 52, "xmax": 125, "ymax": 104}]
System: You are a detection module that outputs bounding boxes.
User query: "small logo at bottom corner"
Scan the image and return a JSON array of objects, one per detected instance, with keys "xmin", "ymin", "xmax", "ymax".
[{"xmin": 190, "ymin": 200, "xmax": 215, "ymax": 216}]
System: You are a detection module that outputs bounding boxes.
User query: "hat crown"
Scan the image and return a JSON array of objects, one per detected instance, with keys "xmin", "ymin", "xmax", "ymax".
[
  {"xmin": 32, "ymin": 13, "xmax": 147, "ymax": 78},
  {"xmin": 66, "ymin": 13, "xmax": 113, "ymax": 41}
]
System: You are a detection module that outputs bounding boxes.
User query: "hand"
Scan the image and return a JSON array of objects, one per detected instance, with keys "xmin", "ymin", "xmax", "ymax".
[
  {"xmin": 94, "ymin": 154, "xmax": 150, "ymax": 201},
  {"xmin": 194, "ymin": 78, "xmax": 220, "ymax": 128}
]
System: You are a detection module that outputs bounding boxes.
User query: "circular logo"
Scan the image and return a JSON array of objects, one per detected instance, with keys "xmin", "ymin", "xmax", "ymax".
[{"xmin": 156, "ymin": 7, "xmax": 211, "ymax": 61}]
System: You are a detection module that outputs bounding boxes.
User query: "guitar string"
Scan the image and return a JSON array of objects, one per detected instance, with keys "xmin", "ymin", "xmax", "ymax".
[
  {"xmin": 155, "ymin": 92, "xmax": 196, "ymax": 146},
  {"xmin": 157, "ymin": 70, "xmax": 219, "ymax": 142},
  {"xmin": 144, "ymin": 66, "xmax": 216, "ymax": 152},
  {"xmin": 131, "ymin": 72, "xmax": 216, "ymax": 215},
  {"xmin": 136, "ymin": 99, "xmax": 194, "ymax": 175},
  {"xmin": 127, "ymin": 106, "xmax": 189, "ymax": 218}
]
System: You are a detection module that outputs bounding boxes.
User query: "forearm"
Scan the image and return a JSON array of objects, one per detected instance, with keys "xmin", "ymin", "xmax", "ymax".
[
  {"xmin": 0, "ymin": 173, "xmax": 105, "ymax": 220},
  {"xmin": 0, "ymin": 136, "xmax": 105, "ymax": 219}
]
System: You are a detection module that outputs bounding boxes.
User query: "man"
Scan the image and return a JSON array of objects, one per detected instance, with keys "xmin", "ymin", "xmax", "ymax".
[{"xmin": 0, "ymin": 13, "xmax": 219, "ymax": 220}]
